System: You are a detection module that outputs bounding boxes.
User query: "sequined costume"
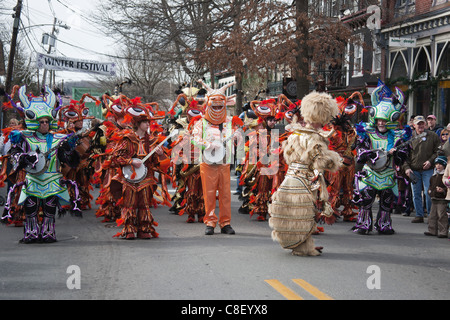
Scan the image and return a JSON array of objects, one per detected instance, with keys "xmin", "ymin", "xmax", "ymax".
[
  {"xmin": 352, "ymin": 85, "xmax": 410, "ymax": 235},
  {"xmin": 0, "ymin": 86, "xmax": 25, "ymax": 226},
  {"xmin": 3, "ymin": 86, "xmax": 80, "ymax": 243}
]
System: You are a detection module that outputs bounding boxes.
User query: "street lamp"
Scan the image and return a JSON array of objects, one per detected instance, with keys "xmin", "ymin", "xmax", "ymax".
[{"xmin": 20, "ymin": 23, "xmax": 71, "ymax": 31}]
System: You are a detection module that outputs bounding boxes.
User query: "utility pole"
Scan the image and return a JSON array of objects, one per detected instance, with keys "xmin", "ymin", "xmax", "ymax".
[
  {"xmin": 3, "ymin": 0, "xmax": 22, "ymax": 129},
  {"xmin": 41, "ymin": 17, "xmax": 57, "ymax": 88},
  {"xmin": 4, "ymin": 0, "xmax": 22, "ymax": 94}
]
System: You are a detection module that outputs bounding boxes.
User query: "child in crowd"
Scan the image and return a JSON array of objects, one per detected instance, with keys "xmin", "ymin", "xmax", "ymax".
[{"xmin": 426, "ymin": 156, "xmax": 449, "ymax": 238}]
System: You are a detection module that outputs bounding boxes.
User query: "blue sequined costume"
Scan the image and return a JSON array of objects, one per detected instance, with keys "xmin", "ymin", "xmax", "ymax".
[
  {"xmin": 352, "ymin": 85, "xmax": 410, "ymax": 234},
  {"xmin": 5, "ymin": 86, "xmax": 80, "ymax": 243}
]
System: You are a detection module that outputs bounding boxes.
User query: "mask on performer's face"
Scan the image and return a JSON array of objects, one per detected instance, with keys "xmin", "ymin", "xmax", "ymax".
[
  {"xmin": 249, "ymin": 99, "xmax": 281, "ymax": 127},
  {"xmin": 198, "ymin": 80, "xmax": 236, "ymax": 125},
  {"xmin": 18, "ymin": 85, "xmax": 59, "ymax": 131},
  {"xmin": 205, "ymin": 94, "xmax": 227, "ymax": 125}
]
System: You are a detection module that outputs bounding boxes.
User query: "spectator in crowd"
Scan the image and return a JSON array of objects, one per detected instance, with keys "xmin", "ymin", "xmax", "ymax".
[
  {"xmin": 441, "ymin": 129, "xmax": 450, "ymax": 157},
  {"xmin": 427, "ymin": 115, "xmax": 444, "ymax": 136},
  {"xmin": 438, "ymin": 128, "xmax": 449, "ymax": 155},
  {"xmin": 0, "ymin": 118, "xmax": 19, "ymax": 156},
  {"xmin": 403, "ymin": 115, "xmax": 441, "ymax": 223},
  {"xmin": 425, "ymin": 156, "xmax": 449, "ymax": 238},
  {"xmin": 408, "ymin": 115, "xmax": 416, "ymax": 129}
]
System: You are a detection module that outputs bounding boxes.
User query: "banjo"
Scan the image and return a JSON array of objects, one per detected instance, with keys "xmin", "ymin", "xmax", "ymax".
[
  {"xmin": 366, "ymin": 132, "xmax": 426, "ymax": 171},
  {"xmin": 122, "ymin": 130, "xmax": 177, "ymax": 183},
  {"xmin": 24, "ymin": 133, "xmax": 75, "ymax": 176},
  {"xmin": 203, "ymin": 130, "xmax": 240, "ymax": 164}
]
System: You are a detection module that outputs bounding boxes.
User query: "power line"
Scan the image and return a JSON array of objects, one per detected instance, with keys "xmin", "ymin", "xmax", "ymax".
[
  {"xmin": 54, "ymin": 37, "xmax": 165, "ymax": 63},
  {"xmin": 19, "ymin": 20, "xmax": 39, "ymax": 53},
  {"xmin": 19, "ymin": 0, "xmax": 124, "ymax": 61},
  {"xmin": 55, "ymin": 0, "xmax": 105, "ymax": 34},
  {"xmin": 10, "ymin": 0, "xmax": 174, "ymax": 72},
  {"xmin": 47, "ymin": 0, "xmax": 57, "ymax": 18}
]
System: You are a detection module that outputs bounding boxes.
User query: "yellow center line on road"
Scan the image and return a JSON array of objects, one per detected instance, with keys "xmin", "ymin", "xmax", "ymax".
[
  {"xmin": 292, "ymin": 279, "xmax": 334, "ymax": 300},
  {"xmin": 264, "ymin": 279, "xmax": 304, "ymax": 300}
]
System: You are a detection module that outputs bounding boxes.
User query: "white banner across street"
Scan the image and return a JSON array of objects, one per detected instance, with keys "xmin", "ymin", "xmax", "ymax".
[{"xmin": 36, "ymin": 52, "xmax": 116, "ymax": 76}]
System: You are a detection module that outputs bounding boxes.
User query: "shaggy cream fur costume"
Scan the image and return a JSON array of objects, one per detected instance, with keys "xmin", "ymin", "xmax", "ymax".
[{"xmin": 269, "ymin": 91, "xmax": 342, "ymax": 256}]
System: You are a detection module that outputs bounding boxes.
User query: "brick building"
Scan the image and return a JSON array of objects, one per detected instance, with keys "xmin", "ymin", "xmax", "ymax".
[{"xmin": 381, "ymin": 0, "xmax": 450, "ymax": 126}]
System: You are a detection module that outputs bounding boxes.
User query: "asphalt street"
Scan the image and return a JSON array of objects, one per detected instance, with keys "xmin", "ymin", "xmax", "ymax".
[{"xmin": 0, "ymin": 174, "xmax": 449, "ymax": 301}]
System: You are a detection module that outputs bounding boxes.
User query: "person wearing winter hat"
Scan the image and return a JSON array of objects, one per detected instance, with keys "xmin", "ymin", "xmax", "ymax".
[{"xmin": 424, "ymin": 156, "xmax": 449, "ymax": 238}]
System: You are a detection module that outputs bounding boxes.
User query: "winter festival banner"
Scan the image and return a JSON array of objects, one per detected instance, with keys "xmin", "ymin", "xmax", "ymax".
[{"xmin": 36, "ymin": 52, "xmax": 116, "ymax": 76}]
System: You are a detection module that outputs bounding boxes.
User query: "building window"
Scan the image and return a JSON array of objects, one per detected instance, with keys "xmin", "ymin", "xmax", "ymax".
[
  {"xmin": 433, "ymin": 0, "xmax": 449, "ymax": 5},
  {"xmin": 353, "ymin": 35, "xmax": 364, "ymax": 77},
  {"xmin": 395, "ymin": 0, "xmax": 415, "ymax": 17},
  {"xmin": 372, "ymin": 38, "xmax": 381, "ymax": 74}
]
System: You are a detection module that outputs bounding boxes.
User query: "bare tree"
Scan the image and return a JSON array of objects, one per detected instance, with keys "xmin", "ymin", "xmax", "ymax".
[
  {"xmin": 94, "ymin": 43, "xmax": 175, "ymax": 109},
  {"xmin": 196, "ymin": 0, "xmax": 295, "ymax": 113},
  {"xmin": 95, "ymin": 0, "xmax": 233, "ymax": 83},
  {"xmin": 96, "ymin": 0, "xmax": 355, "ymax": 112},
  {"xmin": 197, "ymin": 0, "xmax": 355, "ymax": 111}
]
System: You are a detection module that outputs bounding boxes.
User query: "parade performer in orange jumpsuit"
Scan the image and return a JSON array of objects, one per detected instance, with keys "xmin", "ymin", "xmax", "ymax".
[{"xmin": 192, "ymin": 79, "xmax": 242, "ymax": 235}]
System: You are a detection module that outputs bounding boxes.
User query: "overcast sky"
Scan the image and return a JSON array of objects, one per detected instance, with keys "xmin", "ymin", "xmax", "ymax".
[{"xmin": 5, "ymin": 0, "xmax": 116, "ymax": 83}]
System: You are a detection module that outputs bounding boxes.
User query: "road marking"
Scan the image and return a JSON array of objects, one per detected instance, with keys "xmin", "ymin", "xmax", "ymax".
[
  {"xmin": 292, "ymin": 279, "xmax": 334, "ymax": 300},
  {"xmin": 264, "ymin": 279, "xmax": 304, "ymax": 300},
  {"xmin": 265, "ymin": 279, "xmax": 334, "ymax": 300}
]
